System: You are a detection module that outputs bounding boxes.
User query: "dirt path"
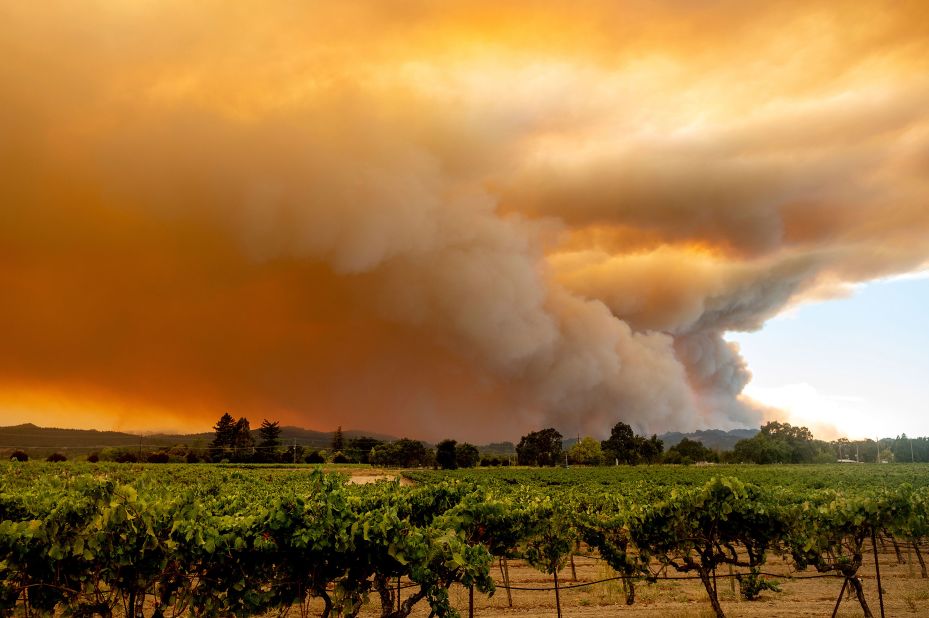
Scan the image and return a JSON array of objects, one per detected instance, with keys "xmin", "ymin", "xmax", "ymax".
[{"xmin": 345, "ymin": 469, "xmax": 414, "ymax": 485}]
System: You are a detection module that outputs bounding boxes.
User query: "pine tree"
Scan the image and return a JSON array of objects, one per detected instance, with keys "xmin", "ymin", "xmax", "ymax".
[
  {"xmin": 332, "ymin": 425, "xmax": 345, "ymax": 452},
  {"xmin": 211, "ymin": 413, "xmax": 236, "ymax": 451},
  {"xmin": 258, "ymin": 419, "xmax": 282, "ymax": 449},
  {"xmin": 257, "ymin": 419, "xmax": 282, "ymax": 462}
]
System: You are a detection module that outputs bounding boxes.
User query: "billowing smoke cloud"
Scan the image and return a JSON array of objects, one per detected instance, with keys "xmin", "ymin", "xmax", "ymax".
[{"xmin": 1, "ymin": 1, "xmax": 928, "ymax": 440}]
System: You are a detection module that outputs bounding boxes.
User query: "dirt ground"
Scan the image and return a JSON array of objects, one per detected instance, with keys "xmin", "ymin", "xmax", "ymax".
[
  {"xmin": 344, "ymin": 469, "xmax": 413, "ymax": 485},
  {"xmin": 338, "ymin": 548, "xmax": 929, "ymax": 617}
]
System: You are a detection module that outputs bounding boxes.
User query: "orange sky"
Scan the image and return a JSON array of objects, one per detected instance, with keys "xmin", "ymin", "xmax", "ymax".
[{"xmin": 2, "ymin": 1, "xmax": 928, "ymax": 441}]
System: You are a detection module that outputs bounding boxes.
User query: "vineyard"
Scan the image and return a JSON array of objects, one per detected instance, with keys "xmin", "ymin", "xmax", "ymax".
[{"xmin": 2, "ymin": 464, "xmax": 929, "ymax": 617}]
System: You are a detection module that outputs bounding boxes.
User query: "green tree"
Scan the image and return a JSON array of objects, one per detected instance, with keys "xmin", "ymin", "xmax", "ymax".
[
  {"xmin": 731, "ymin": 432, "xmax": 789, "ymax": 464},
  {"xmin": 211, "ymin": 413, "xmax": 235, "ymax": 450},
  {"xmin": 257, "ymin": 419, "xmax": 282, "ymax": 462},
  {"xmin": 455, "ymin": 443, "xmax": 480, "ymax": 469},
  {"xmin": 516, "ymin": 428, "xmax": 563, "ymax": 466},
  {"xmin": 231, "ymin": 417, "xmax": 255, "ymax": 461},
  {"xmin": 436, "ymin": 439, "xmax": 458, "ymax": 470},
  {"xmin": 732, "ymin": 421, "xmax": 826, "ymax": 464},
  {"xmin": 394, "ymin": 438, "xmax": 428, "ymax": 467},
  {"xmin": 640, "ymin": 434, "xmax": 664, "ymax": 464},
  {"xmin": 258, "ymin": 419, "xmax": 281, "ymax": 446},
  {"xmin": 567, "ymin": 437, "xmax": 603, "ymax": 465},
  {"xmin": 835, "ymin": 437, "xmax": 853, "ymax": 460},
  {"xmin": 346, "ymin": 436, "xmax": 384, "ymax": 464},
  {"xmin": 601, "ymin": 422, "xmax": 640, "ymax": 465},
  {"xmin": 370, "ymin": 438, "xmax": 429, "ymax": 467},
  {"xmin": 891, "ymin": 435, "xmax": 929, "ymax": 463},
  {"xmin": 664, "ymin": 438, "xmax": 716, "ymax": 464}
]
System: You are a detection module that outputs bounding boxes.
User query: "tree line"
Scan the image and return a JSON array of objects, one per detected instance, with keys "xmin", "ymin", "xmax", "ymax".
[
  {"xmin": 516, "ymin": 424, "xmax": 652, "ymax": 466},
  {"xmin": 201, "ymin": 416, "xmax": 504, "ymax": 468},
  {"xmin": 516, "ymin": 421, "xmax": 929, "ymax": 466},
  {"xmin": 10, "ymin": 413, "xmax": 929, "ymax": 466}
]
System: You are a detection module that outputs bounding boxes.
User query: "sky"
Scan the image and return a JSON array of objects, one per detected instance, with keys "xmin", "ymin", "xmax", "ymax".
[
  {"xmin": 728, "ymin": 273, "xmax": 929, "ymax": 440},
  {"xmin": 1, "ymin": 1, "xmax": 928, "ymax": 442}
]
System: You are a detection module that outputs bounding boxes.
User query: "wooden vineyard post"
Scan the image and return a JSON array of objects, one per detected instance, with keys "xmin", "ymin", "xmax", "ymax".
[
  {"xmin": 913, "ymin": 537, "xmax": 928, "ymax": 578},
  {"xmin": 871, "ymin": 528, "xmax": 885, "ymax": 618},
  {"xmin": 889, "ymin": 532, "xmax": 905, "ymax": 565},
  {"xmin": 553, "ymin": 569, "xmax": 562, "ymax": 618},
  {"xmin": 729, "ymin": 564, "xmax": 736, "ymax": 597},
  {"xmin": 499, "ymin": 558, "xmax": 513, "ymax": 607},
  {"xmin": 569, "ymin": 554, "xmax": 577, "ymax": 581},
  {"xmin": 469, "ymin": 584, "xmax": 474, "ymax": 618},
  {"xmin": 831, "ymin": 578, "xmax": 849, "ymax": 618}
]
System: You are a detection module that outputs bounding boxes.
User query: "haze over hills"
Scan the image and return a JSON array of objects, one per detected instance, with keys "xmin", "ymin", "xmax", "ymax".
[
  {"xmin": 558, "ymin": 429, "xmax": 757, "ymax": 452},
  {"xmin": 0, "ymin": 423, "xmax": 397, "ymax": 452},
  {"xmin": 658, "ymin": 429, "xmax": 760, "ymax": 452},
  {"xmin": 2, "ymin": 422, "xmax": 754, "ymax": 454}
]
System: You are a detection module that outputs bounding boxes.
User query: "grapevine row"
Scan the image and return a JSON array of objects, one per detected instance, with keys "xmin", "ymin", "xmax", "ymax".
[{"xmin": 1, "ymin": 464, "xmax": 927, "ymax": 617}]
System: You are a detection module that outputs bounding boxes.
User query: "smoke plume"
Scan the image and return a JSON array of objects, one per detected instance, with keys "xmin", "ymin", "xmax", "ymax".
[{"xmin": 1, "ymin": 1, "xmax": 928, "ymax": 440}]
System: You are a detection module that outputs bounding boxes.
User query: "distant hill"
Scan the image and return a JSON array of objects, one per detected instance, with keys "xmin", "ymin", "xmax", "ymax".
[
  {"xmin": 659, "ymin": 428, "xmax": 758, "ymax": 451},
  {"xmin": 563, "ymin": 429, "xmax": 758, "ymax": 452},
  {"xmin": 0, "ymin": 423, "xmax": 160, "ymax": 450},
  {"xmin": 0, "ymin": 423, "xmax": 397, "ymax": 452},
  {"xmin": 1, "ymin": 423, "xmax": 758, "ymax": 455},
  {"xmin": 479, "ymin": 441, "xmax": 516, "ymax": 455}
]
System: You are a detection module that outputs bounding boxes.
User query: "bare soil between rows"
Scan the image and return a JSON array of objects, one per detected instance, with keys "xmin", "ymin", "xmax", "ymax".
[{"xmin": 339, "ymin": 550, "xmax": 929, "ymax": 617}]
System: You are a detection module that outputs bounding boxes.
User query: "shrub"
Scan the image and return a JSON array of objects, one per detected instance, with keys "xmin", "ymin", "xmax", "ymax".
[
  {"xmin": 304, "ymin": 451, "xmax": 325, "ymax": 464},
  {"xmin": 147, "ymin": 451, "xmax": 170, "ymax": 464},
  {"xmin": 87, "ymin": 453, "xmax": 100, "ymax": 463},
  {"xmin": 46, "ymin": 453, "xmax": 67, "ymax": 462},
  {"xmin": 114, "ymin": 450, "xmax": 139, "ymax": 464},
  {"xmin": 9, "ymin": 450, "xmax": 28, "ymax": 462}
]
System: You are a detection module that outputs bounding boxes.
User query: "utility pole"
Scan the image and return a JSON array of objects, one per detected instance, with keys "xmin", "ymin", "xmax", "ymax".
[
  {"xmin": 293, "ymin": 439, "xmax": 297, "ymax": 464},
  {"xmin": 911, "ymin": 438, "xmax": 915, "ymax": 463}
]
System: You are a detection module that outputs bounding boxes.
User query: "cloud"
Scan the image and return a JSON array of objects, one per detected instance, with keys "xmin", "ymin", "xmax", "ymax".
[{"xmin": 1, "ymin": 1, "xmax": 928, "ymax": 440}]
